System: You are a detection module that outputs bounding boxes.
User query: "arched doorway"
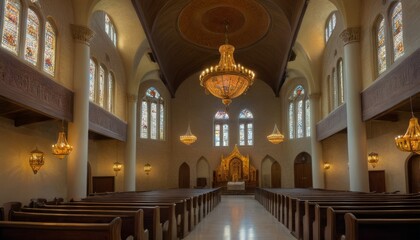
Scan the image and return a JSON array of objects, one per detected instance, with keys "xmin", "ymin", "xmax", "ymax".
[
  {"xmin": 407, "ymin": 154, "xmax": 420, "ymax": 193},
  {"xmin": 196, "ymin": 157, "xmax": 210, "ymax": 188},
  {"xmin": 294, "ymin": 152, "xmax": 312, "ymax": 188},
  {"xmin": 179, "ymin": 162, "xmax": 190, "ymax": 188},
  {"xmin": 271, "ymin": 161, "xmax": 281, "ymax": 188}
]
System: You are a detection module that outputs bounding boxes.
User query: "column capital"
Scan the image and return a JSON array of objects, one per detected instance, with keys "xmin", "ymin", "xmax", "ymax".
[
  {"xmin": 127, "ymin": 94, "xmax": 138, "ymax": 103},
  {"xmin": 71, "ymin": 24, "xmax": 95, "ymax": 45},
  {"xmin": 340, "ymin": 27, "xmax": 360, "ymax": 45}
]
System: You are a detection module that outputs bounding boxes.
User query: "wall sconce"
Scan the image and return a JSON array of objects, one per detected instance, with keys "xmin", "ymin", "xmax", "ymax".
[
  {"xmin": 368, "ymin": 152, "xmax": 379, "ymax": 168},
  {"xmin": 113, "ymin": 161, "xmax": 122, "ymax": 176},
  {"xmin": 29, "ymin": 147, "xmax": 44, "ymax": 174},
  {"xmin": 144, "ymin": 163, "xmax": 151, "ymax": 175},
  {"xmin": 323, "ymin": 162, "xmax": 331, "ymax": 170}
]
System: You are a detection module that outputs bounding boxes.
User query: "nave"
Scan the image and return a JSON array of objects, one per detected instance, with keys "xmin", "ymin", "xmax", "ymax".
[{"xmin": 184, "ymin": 195, "xmax": 295, "ymax": 240}]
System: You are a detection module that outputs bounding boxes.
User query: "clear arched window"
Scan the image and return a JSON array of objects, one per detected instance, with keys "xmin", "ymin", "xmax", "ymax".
[
  {"xmin": 43, "ymin": 20, "xmax": 56, "ymax": 76},
  {"xmin": 105, "ymin": 13, "xmax": 117, "ymax": 46},
  {"xmin": 1, "ymin": 0, "xmax": 21, "ymax": 54},
  {"xmin": 288, "ymin": 85, "xmax": 310, "ymax": 139},
  {"xmin": 214, "ymin": 110, "xmax": 229, "ymax": 147},
  {"xmin": 89, "ymin": 59, "xmax": 96, "ymax": 102},
  {"xmin": 239, "ymin": 109, "xmax": 253, "ymax": 146},
  {"xmin": 107, "ymin": 72, "xmax": 115, "ymax": 113},
  {"xmin": 337, "ymin": 59, "xmax": 344, "ymax": 105},
  {"xmin": 98, "ymin": 65, "xmax": 106, "ymax": 107},
  {"xmin": 375, "ymin": 16, "xmax": 387, "ymax": 75},
  {"xmin": 140, "ymin": 87, "xmax": 165, "ymax": 140},
  {"xmin": 24, "ymin": 8, "xmax": 39, "ymax": 65},
  {"xmin": 325, "ymin": 12, "xmax": 336, "ymax": 43},
  {"xmin": 391, "ymin": 2, "xmax": 404, "ymax": 61}
]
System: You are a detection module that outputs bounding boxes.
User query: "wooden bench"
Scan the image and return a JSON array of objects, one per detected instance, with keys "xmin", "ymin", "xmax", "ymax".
[
  {"xmin": 344, "ymin": 213, "xmax": 420, "ymax": 240},
  {"xmin": 0, "ymin": 217, "xmax": 122, "ymax": 240},
  {"xmin": 326, "ymin": 208, "xmax": 420, "ymax": 240},
  {"xmin": 10, "ymin": 210, "xmax": 147, "ymax": 240}
]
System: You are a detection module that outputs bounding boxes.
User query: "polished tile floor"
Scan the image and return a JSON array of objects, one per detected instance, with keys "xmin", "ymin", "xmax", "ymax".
[{"xmin": 183, "ymin": 195, "xmax": 296, "ymax": 240}]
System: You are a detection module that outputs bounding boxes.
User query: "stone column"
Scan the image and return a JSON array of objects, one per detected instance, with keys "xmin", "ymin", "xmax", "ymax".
[
  {"xmin": 309, "ymin": 93, "xmax": 325, "ymax": 188},
  {"xmin": 67, "ymin": 24, "xmax": 95, "ymax": 200},
  {"xmin": 124, "ymin": 94, "xmax": 138, "ymax": 191},
  {"xmin": 340, "ymin": 27, "xmax": 369, "ymax": 192}
]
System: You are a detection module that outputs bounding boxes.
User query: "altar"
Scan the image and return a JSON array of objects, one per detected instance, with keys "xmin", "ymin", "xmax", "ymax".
[{"xmin": 227, "ymin": 181, "xmax": 245, "ymax": 191}]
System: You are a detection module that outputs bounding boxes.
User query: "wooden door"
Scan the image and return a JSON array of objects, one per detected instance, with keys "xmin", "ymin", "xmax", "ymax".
[
  {"xmin": 369, "ymin": 170, "xmax": 386, "ymax": 193},
  {"xmin": 92, "ymin": 176, "xmax": 114, "ymax": 193},
  {"xmin": 408, "ymin": 155, "xmax": 420, "ymax": 193},
  {"xmin": 179, "ymin": 162, "xmax": 190, "ymax": 188},
  {"xmin": 271, "ymin": 161, "xmax": 281, "ymax": 188},
  {"xmin": 294, "ymin": 152, "xmax": 313, "ymax": 188}
]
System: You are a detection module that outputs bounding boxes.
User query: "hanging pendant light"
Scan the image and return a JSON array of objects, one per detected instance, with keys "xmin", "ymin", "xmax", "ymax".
[
  {"xmin": 52, "ymin": 121, "xmax": 73, "ymax": 159},
  {"xmin": 395, "ymin": 97, "xmax": 420, "ymax": 154},
  {"xmin": 29, "ymin": 147, "xmax": 44, "ymax": 174},
  {"xmin": 180, "ymin": 123, "xmax": 197, "ymax": 145},
  {"xmin": 267, "ymin": 124, "xmax": 284, "ymax": 144}
]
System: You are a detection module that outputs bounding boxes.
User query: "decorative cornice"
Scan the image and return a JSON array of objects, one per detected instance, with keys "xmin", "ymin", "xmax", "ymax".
[
  {"xmin": 70, "ymin": 24, "xmax": 95, "ymax": 45},
  {"xmin": 127, "ymin": 94, "xmax": 138, "ymax": 102},
  {"xmin": 340, "ymin": 27, "xmax": 361, "ymax": 45}
]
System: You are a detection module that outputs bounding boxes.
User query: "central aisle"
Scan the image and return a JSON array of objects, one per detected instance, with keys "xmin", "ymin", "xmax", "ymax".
[{"xmin": 184, "ymin": 195, "xmax": 296, "ymax": 240}]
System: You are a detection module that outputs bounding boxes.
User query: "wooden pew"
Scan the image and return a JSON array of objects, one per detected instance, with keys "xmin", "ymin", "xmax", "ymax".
[
  {"xmin": 10, "ymin": 210, "xmax": 148, "ymax": 240},
  {"xmin": 0, "ymin": 207, "xmax": 3, "ymax": 221},
  {"xmin": 21, "ymin": 207, "xmax": 161, "ymax": 240},
  {"xmin": 326, "ymin": 208, "xmax": 420, "ymax": 240},
  {"xmin": 0, "ymin": 217, "xmax": 122, "ymax": 240},
  {"xmin": 344, "ymin": 213, "xmax": 420, "ymax": 240}
]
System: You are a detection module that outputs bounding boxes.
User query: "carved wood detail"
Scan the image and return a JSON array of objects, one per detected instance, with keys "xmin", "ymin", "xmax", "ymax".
[
  {"xmin": 316, "ymin": 103, "xmax": 347, "ymax": 141},
  {"xmin": 89, "ymin": 103, "xmax": 127, "ymax": 141},
  {"xmin": 0, "ymin": 49, "xmax": 73, "ymax": 121},
  {"xmin": 362, "ymin": 49, "xmax": 420, "ymax": 121}
]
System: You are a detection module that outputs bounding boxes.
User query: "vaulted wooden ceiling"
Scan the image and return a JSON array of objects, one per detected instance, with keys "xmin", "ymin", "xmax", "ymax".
[{"xmin": 131, "ymin": 0, "xmax": 309, "ymax": 97}]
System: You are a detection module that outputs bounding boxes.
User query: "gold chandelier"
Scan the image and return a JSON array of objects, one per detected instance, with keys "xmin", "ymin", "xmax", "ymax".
[
  {"xmin": 29, "ymin": 147, "xmax": 44, "ymax": 174},
  {"xmin": 199, "ymin": 25, "xmax": 255, "ymax": 107},
  {"xmin": 367, "ymin": 152, "xmax": 379, "ymax": 168},
  {"xmin": 267, "ymin": 124, "xmax": 284, "ymax": 144},
  {"xmin": 52, "ymin": 121, "xmax": 73, "ymax": 159},
  {"xmin": 395, "ymin": 97, "xmax": 420, "ymax": 154},
  {"xmin": 180, "ymin": 124, "xmax": 197, "ymax": 145}
]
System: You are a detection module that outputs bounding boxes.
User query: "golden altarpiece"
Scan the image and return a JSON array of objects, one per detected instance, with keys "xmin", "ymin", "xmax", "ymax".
[{"xmin": 212, "ymin": 145, "xmax": 258, "ymax": 190}]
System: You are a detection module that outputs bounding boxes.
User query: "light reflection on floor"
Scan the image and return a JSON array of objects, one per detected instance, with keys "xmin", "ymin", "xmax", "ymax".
[{"xmin": 183, "ymin": 195, "xmax": 296, "ymax": 240}]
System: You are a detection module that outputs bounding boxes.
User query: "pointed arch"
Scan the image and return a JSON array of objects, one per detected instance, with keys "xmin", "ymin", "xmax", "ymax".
[
  {"xmin": 43, "ymin": 18, "xmax": 57, "ymax": 76},
  {"xmin": 390, "ymin": 1, "xmax": 404, "ymax": 61},
  {"xmin": 24, "ymin": 7, "xmax": 41, "ymax": 65},
  {"xmin": 294, "ymin": 152, "xmax": 312, "ymax": 188},
  {"xmin": 374, "ymin": 15, "xmax": 386, "ymax": 75},
  {"xmin": 196, "ymin": 157, "xmax": 210, "ymax": 188},
  {"xmin": 271, "ymin": 161, "xmax": 281, "ymax": 188},
  {"xmin": 179, "ymin": 162, "xmax": 190, "ymax": 188},
  {"xmin": 1, "ymin": 0, "xmax": 22, "ymax": 54}
]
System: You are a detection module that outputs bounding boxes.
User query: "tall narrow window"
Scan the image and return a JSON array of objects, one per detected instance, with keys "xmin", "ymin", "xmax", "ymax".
[
  {"xmin": 289, "ymin": 85, "xmax": 310, "ymax": 139},
  {"xmin": 98, "ymin": 65, "xmax": 105, "ymax": 107},
  {"xmin": 332, "ymin": 68, "xmax": 338, "ymax": 108},
  {"xmin": 337, "ymin": 59, "xmax": 344, "ymax": 105},
  {"xmin": 214, "ymin": 110, "xmax": 229, "ymax": 147},
  {"xmin": 44, "ymin": 21, "xmax": 56, "ymax": 76},
  {"xmin": 140, "ymin": 87, "xmax": 165, "ymax": 140},
  {"xmin": 2, "ymin": 0, "xmax": 21, "ymax": 54},
  {"xmin": 239, "ymin": 109, "xmax": 253, "ymax": 146},
  {"xmin": 24, "ymin": 8, "xmax": 39, "ymax": 65},
  {"xmin": 325, "ymin": 12, "xmax": 336, "ymax": 43},
  {"xmin": 105, "ymin": 13, "xmax": 117, "ymax": 46},
  {"xmin": 89, "ymin": 59, "xmax": 96, "ymax": 102},
  {"xmin": 391, "ymin": 2, "xmax": 404, "ymax": 61},
  {"xmin": 107, "ymin": 72, "xmax": 114, "ymax": 112},
  {"xmin": 375, "ymin": 16, "xmax": 387, "ymax": 74}
]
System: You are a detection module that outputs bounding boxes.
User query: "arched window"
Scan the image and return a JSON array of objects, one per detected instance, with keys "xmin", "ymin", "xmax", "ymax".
[
  {"xmin": 140, "ymin": 87, "xmax": 165, "ymax": 140},
  {"xmin": 391, "ymin": 2, "xmax": 404, "ymax": 61},
  {"xmin": 214, "ymin": 110, "xmax": 229, "ymax": 147},
  {"xmin": 1, "ymin": 0, "xmax": 21, "ymax": 54},
  {"xmin": 375, "ymin": 16, "xmax": 387, "ymax": 75},
  {"xmin": 43, "ymin": 20, "xmax": 56, "ymax": 76},
  {"xmin": 325, "ymin": 12, "xmax": 336, "ymax": 43},
  {"xmin": 337, "ymin": 59, "xmax": 344, "ymax": 105},
  {"xmin": 288, "ymin": 85, "xmax": 310, "ymax": 139},
  {"xmin": 239, "ymin": 109, "xmax": 253, "ymax": 146},
  {"xmin": 105, "ymin": 13, "xmax": 117, "ymax": 46},
  {"xmin": 332, "ymin": 68, "xmax": 337, "ymax": 108},
  {"xmin": 98, "ymin": 65, "xmax": 106, "ymax": 107},
  {"xmin": 24, "ymin": 8, "xmax": 39, "ymax": 65},
  {"xmin": 107, "ymin": 72, "xmax": 115, "ymax": 113},
  {"xmin": 89, "ymin": 59, "xmax": 96, "ymax": 102}
]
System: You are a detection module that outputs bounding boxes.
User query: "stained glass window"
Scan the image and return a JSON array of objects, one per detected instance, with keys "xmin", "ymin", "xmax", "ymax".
[
  {"xmin": 2, "ymin": 0, "xmax": 21, "ymax": 54},
  {"xmin": 338, "ymin": 59, "xmax": 344, "ymax": 104},
  {"xmin": 107, "ymin": 72, "xmax": 114, "ymax": 112},
  {"xmin": 297, "ymin": 100, "xmax": 303, "ymax": 138},
  {"xmin": 89, "ymin": 59, "xmax": 96, "ymax": 102},
  {"xmin": 325, "ymin": 12, "xmax": 336, "ymax": 43},
  {"xmin": 289, "ymin": 85, "xmax": 309, "ymax": 139},
  {"xmin": 391, "ymin": 2, "xmax": 404, "ymax": 61},
  {"xmin": 105, "ymin": 13, "xmax": 117, "ymax": 46},
  {"xmin": 305, "ymin": 99, "xmax": 311, "ymax": 137},
  {"xmin": 214, "ymin": 110, "xmax": 229, "ymax": 146},
  {"xmin": 376, "ymin": 16, "xmax": 387, "ymax": 74},
  {"xmin": 24, "ymin": 8, "xmax": 39, "ymax": 65},
  {"xmin": 289, "ymin": 102, "xmax": 294, "ymax": 139},
  {"xmin": 140, "ymin": 87, "xmax": 165, "ymax": 140},
  {"xmin": 238, "ymin": 109, "xmax": 253, "ymax": 146},
  {"xmin": 98, "ymin": 65, "xmax": 105, "ymax": 107},
  {"xmin": 44, "ymin": 21, "xmax": 56, "ymax": 76}
]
